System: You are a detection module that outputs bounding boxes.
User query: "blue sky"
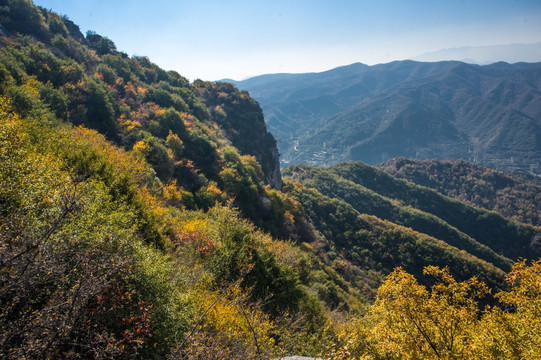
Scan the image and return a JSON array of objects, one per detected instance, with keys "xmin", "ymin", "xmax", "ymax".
[{"xmin": 33, "ymin": 0, "xmax": 541, "ymax": 81}]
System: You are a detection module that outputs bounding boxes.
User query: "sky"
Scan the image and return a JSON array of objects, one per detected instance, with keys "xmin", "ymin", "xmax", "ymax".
[{"xmin": 33, "ymin": 0, "xmax": 541, "ymax": 81}]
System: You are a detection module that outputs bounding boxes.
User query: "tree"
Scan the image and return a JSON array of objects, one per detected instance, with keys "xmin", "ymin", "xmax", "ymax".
[
  {"xmin": 367, "ymin": 266, "xmax": 488, "ymax": 359},
  {"xmin": 86, "ymin": 31, "xmax": 116, "ymax": 55},
  {"xmin": 0, "ymin": 0, "xmax": 50, "ymax": 40},
  {"xmin": 0, "ymin": 97, "xmax": 190, "ymax": 358},
  {"xmin": 149, "ymin": 107, "xmax": 186, "ymax": 139},
  {"xmin": 472, "ymin": 259, "xmax": 541, "ymax": 359},
  {"xmin": 166, "ymin": 131, "xmax": 184, "ymax": 160}
]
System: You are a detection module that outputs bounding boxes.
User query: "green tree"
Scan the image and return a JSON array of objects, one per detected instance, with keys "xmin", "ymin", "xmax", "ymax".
[
  {"xmin": 166, "ymin": 130, "xmax": 184, "ymax": 160},
  {"xmin": 76, "ymin": 76, "xmax": 116, "ymax": 136},
  {"xmin": 96, "ymin": 63, "xmax": 117, "ymax": 85},
  {"xmin": 149, "ymin": 107, "xmax": 186, "ymax": 139},
  {"xmin": 86, "ymin": 30, "xmax": 116, "ymax": 55},
  {"xmin": 0, "ymin": 0, "xmax": 50, "ymax": 40},
  {"xmin": 39, "ymin": 81, "xmax": 68, "ymax": 120}
]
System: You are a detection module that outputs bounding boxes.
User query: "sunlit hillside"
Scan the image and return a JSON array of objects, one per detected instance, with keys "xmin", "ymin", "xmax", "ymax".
[{"xmin": 1, "ymin": 1, "xmax": 540, "ymax": 358}]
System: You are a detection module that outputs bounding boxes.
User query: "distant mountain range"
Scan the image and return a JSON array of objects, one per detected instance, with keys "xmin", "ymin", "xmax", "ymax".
[
  {"xmin": 413, "ymin": 42, "xmax": 541, "ymax": 64},
  {"xmin": 232, "ymin": 60, "xmax": 541, "ymax": 174}
]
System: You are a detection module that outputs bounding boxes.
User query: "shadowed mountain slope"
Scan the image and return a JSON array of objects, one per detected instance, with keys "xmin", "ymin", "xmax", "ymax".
[{"xmin": 234, "ymin": 61, "xmax": 541, "ymax": 173}]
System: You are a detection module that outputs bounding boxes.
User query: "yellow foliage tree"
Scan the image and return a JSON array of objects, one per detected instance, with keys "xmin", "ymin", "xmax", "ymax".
[
  {"xmin": 367, "ymin": 266, "xmax": 488, "ymax": 360},
  {"xmin": 472, "ymin": 259, "xmax": 541, "ymax": 359}
]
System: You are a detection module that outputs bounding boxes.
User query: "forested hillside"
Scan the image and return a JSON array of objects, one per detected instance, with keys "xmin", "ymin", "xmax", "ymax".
[
  {"xmin": 1, "ymin": 1, "xmax": 540, "ymax": 358},
  {"xmin": 283, "ymin": 162, "xmax": 541, "ymax": 278},
  {"xmin": 380, "ymin": 157, "xmax": 541, "ymax": 226},
  {"xmin": 0, "ymin": 1, "xmax": 348, "ymax": 357}
]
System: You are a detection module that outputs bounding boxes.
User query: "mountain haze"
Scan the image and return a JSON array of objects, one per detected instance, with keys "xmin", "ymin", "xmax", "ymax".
[
  {"xmin": 234, "ymin": 61, "xmax": 541, "ymax": 174},
  {"xmin": 413, "ymin": 42, "xmax": 541, "ymax": 64}
]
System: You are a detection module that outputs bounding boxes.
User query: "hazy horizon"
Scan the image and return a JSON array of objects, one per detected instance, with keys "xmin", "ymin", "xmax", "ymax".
[{"xmin": 33, "ymin": 0, "xmax": 541, "ymax": 81}]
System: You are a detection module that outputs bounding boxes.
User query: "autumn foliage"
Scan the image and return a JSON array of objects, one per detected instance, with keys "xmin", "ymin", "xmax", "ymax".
[{"xmin": 1, "ymin": 1, "xmax": 541, "ymax": 359}]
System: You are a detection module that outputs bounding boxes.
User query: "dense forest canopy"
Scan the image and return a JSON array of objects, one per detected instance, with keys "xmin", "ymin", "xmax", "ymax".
[
  {"xmin": 0, "ymin": 1, "xmax": 540, "ymax": 358},
  {"xmin": 380, "ymin": 157, "xmax": 541, "ymax": 227}
]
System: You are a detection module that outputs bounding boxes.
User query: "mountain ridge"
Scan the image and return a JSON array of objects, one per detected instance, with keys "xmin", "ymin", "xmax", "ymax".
[
  {"xmin": 380, "ymin": 157, "xmax": 541, "ymax": 226},
  {"xmin": 413, "ymin": 42, "xmax": 541, "ymax": 64},
  {"xmin": 234, "ymin": 60, "xmax": 541, "ymax": 174}
]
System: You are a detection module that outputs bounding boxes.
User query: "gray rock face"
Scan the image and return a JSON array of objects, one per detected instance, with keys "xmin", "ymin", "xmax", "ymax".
[
  {"xmin": 265, "ymin": 145, "xmax": 283, "ymax": 190},
  {"xmin": 199, "ymin": 82, "xmax": 283, "ymax": 189}
]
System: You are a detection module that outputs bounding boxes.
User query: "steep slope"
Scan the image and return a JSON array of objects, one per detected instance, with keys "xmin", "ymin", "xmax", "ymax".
[
  {"xmin": 380, "ymin": 157, "xmax": 541, "ymax": 226},
  {"xmin": 2, "ymin": 1, "xmax": 540, "ymax": 358},
  {"xmin": 0, "ymin": 0, "xmax": 287, "ymax": 232},
  {"xmin": 284, "ymin": 165, "xmax": 511, "ymax": 271},
  {"xmin": 195, "ymin": 81, "xmax": 282, "ymax": 189},
  {"xmin": 281, "ymin": 180, "xmax": 507, "ymax": 294},
  {"xmin": 284, "ymin": 162, "xmax": 541, "ymax": 263},
  {"xmin": 235, "ymin": 61, "xmax": 541, "ymax": 173},
  {"xmin": 327, "ymin": 162, "xmax": 541, "ymax": 260},
  {"xmin": 0, "ymin": 1, "xmax": 358, "ymax": 357}
]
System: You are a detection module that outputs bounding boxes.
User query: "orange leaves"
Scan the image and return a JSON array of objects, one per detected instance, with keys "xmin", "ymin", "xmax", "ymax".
[
  {"xmin": 206, "ymin": 183, "xmax": 223, "ymax": 197},
  {"xmin": 123, "ymin": 81, "xmax": 138, "ymax": 99},
  {"xmin": 93, "ymin": 71, "xmax": 104, "ymax": 81},
  {"xmin": 284, "ymin": 210, "xmax": 295, "ymax": 224},
  {"xmin": 118, "ymin": 113, "xmax": 142, "ymax": 133},
  {"xmin": 181, "ymin": 111, "xmax": 195, "ymax": 129},
  {"xmin": 163, "ymin": 180, "xmax": 184, "ymax": 206},
  {"xmin": 87, "ymin": 284, "xmax": 154, "ymax": 356},
  {"xmin": 136, "ymin": 86, "xmax": 148, "ymax": 98},
  {"xmin": 178, "ymin": 219, "xmax": 216, "ymax": 257},
  {"xmin": 154, "ymin": 106, "xmax": 166, "ymax": 117},
  {"xmin": 217, "ymin": 91, "xmax": 229, "ymax": 99}
]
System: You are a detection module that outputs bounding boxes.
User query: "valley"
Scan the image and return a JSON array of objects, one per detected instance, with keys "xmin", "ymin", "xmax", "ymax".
[{"xmin": 234, "ymin": 61, "xmax": 541, "ymax": 174}]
